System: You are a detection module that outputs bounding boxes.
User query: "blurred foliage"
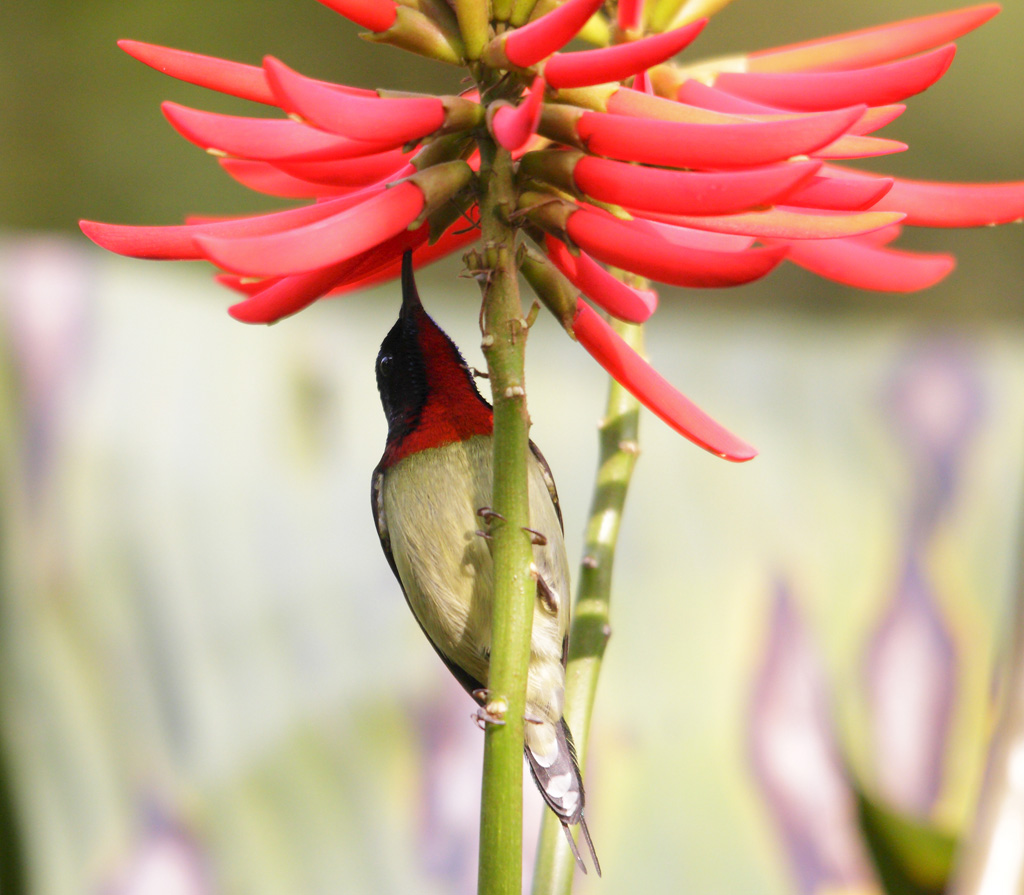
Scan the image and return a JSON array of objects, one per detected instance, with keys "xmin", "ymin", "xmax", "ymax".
[{"xmin": 856, "ymin": 787, "xmax": 958, "ymax": 895}]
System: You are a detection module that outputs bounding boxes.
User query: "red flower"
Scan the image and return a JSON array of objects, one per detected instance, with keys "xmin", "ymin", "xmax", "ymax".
[{"xmin": 81, "ymin": 1, "xmax": 1023, "ymax": 461}]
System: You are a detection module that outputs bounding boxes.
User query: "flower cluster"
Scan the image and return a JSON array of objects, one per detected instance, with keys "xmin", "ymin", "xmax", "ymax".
[{"xmin": 81, "ymin": 0, "xmax": 1024, "ymax": 461}]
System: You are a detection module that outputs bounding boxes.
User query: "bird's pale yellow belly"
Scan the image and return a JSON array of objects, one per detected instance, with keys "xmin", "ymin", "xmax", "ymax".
[{"xmin": 380, "ymin": 435, "xmax": 569, "ymax": 729}]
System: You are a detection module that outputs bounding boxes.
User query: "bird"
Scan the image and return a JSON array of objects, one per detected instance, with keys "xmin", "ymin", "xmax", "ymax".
[{"xmin": 371, "ymin": 250, "xmax": 600, "ymax": 875}]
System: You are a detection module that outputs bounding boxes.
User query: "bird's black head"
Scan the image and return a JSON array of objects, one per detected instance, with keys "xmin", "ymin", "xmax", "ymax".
[{"xmin": 375, "ymin": 251, "xmax": 492, "ymax": 461}]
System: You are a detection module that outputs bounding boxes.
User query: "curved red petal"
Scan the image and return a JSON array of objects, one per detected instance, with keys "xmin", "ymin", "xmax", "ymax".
[
  {"xmin": 567, "ymin": 208, "xmax": 787, "ymax": 287},
  {"xmin": 161, "ymin": 102, "xmax": 400, "ymax": 161},
  {"xmin": 632, "ymin": 219, "xmax": 755, "ymax": 252},
  {"xmin": 79, "ymin": 193, "xmax": 378, "ymax": 260},
  {"xmin": 329, "ymin": 208, "xmax": 483, "ymax": 295},
  {"xmin": 573, "ymin": 156, "xmax": 820, "ymax": 216},
  {"xmin": 229, "ymin": 223, "xmax": 429, "ymax": 324},
  {"xmin": 813, "ymin": 133, "xmax": 906, "ymax": 160},
  {"xmin": 633, "ymin": 69, "xmax": 654, "ymax": 95},
  {"xmin": 219, "ymin": 158, "xmax": 393, "ymax": 198},
  {"xmin": 850, "ymin": 223, "xmax": 903, "ymax": 247},
  {"xmin": 314, "ymin": 0, "xmax": 397, "ymax": 32},
  {"xmin": 617, "ymin": 0, "xmax": 643, "ymax": 33},
  {"xmin": 673, "ymin": 81, "xmax": 905, "ymax": 136},
  {"xmin": 576, "ymin": 106, "xmax": 863, "ymax": 169},
  {"xmin": 490, "ymin": 78, "xmax": 545, "ymax": 152},
  {"xmin": 607, "ymin": 86, "xmax": 756, "ymax": 124},
  {"xmin": 572, "ymin": 301, "xmax": 757, "ymax": 461},
  {"xmin": 118, "ymin": 40, "xmax": 277, "ymax": 105},
  {"xmin": 748, "ymin": 4, "xmax": 998, "ymax": 73},
  {"xmin": 272, "ymin": 150, "xmax": 414, "ymax": 187},
  {"xmin": 544, "ymin": 20, "xmax": 706, "ymax": 89},
  {"xmin": 632, "ymin": 207, "xmax": 904, "ymax": 240},
  {"xmin": 544, "ymin": 236, "xmax": 657, "ymax": 323},
  {"xmin": 677, "ymin": 78, "xmax": 784, "ymax": 114},
  {"xmin": 823, "ymin": 167, "xmax": 1024, "ymax": 227},
  {"xmin": 196, "ymin": 180, "xmax": 426, "ymax": 276},
  {"xmin": 263, "ymin": 57, "xmax": 445, "ymax": 144},
  {"xmin": 503, "ymin": 0, "xmax": 607, "ymax": 67},
  {"xmin": 783, "ymin": 173, "xmax": 894, "ymax": 211},
  {"xmin": 716, "ymin": 46, "xmax": 956, "ymax": 111},
  {"xmin": 229, "ymin": 266, "xmax": 355, "ymax": 324},
  {"xmin": 778, "ymin": 238, "xmax": 955, "ymax": 291}
]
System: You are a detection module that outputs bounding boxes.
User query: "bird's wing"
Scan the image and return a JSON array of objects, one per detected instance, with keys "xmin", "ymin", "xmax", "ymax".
[
  {"xmin": 528, "ymin": 439, "xmax": 563, "ymax": 533},
  {"xmin": 371, "ymin": 462, "xmax": 485, "ymax": 697}
]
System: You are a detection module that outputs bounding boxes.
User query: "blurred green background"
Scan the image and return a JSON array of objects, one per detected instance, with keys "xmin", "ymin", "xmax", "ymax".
[{"xmin": 2, "ymin": 1, "xmax": 1024, "ymax": 894}]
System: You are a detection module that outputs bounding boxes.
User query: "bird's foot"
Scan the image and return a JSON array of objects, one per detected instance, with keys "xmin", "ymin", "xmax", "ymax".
[
  {"xmin": 477, "ymin": 506, "xmax": 505, "ymax": 525},
  {"xmin": 471, "ymin": 689, "xmax": 508, "ymax": 729},
  {"xmin": 521, "ymin": 526, "xmax": 547, "ymax": 546}
]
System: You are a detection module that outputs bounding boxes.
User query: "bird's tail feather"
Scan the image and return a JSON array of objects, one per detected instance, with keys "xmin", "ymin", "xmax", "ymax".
[{"xmin": 525, "ymin": 718, "xmax": 601, "ymax": 876}]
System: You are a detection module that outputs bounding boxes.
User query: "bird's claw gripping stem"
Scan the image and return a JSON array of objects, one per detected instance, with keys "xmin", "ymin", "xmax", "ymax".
[{"xmin": 471, "ymin": 689, "xmax": 509, "ymax": 728}]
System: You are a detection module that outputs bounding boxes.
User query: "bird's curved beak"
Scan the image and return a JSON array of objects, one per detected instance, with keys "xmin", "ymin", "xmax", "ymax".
[{"xmin": 400, "ymin": 249, "xmax": 422, "ymax": 318}]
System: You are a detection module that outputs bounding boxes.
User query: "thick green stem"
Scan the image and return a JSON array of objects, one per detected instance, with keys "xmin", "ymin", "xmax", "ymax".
[
  {"xmin": 473, "ymin": 134, "xmax": 535, "ymax": 895},
  {"xmin": 531, "ymin": 320, "xmax": 644, "ymax": 895}
]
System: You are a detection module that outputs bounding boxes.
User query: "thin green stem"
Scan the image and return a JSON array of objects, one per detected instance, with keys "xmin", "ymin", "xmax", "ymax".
[
  {"xmin": 531, "ymin": 319, "xmax": 644, "ymax": 895},
  {"xmin": 948, "ymin": 455, "xmax": 1024, "ymax": 895},
  {"xmin": 473, "ymin": 132, "xmax": 535, "ymax": 895}
]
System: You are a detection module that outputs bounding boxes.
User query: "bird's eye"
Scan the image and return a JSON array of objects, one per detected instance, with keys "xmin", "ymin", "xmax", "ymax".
[{"xmin": 378, "ymin": 355, "xmax": 391, "ymax": 372}]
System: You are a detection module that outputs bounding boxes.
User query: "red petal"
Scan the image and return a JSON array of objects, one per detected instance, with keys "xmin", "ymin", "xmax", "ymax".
[
  {"xmin": 567, "ymin": 208, "xmax": 787, "ymax": 287},
  {"xmin": 272, "ymin": 150, "xmax": 414, "ymax": 187},
  {"xmin": 607, "ymin": 86, "xmax": 756, "ymax": 123},
  {"xmin": 632, "ymin": 69, "xmax": 654, "ymax": 95},
  {"xmin": 219, "ymin": 158, "xmax": 405, "ymax": 198},
  {"xmin": 573, "ymin": 156, "xmax": 820, "ymax": 215},
  {"xmin": 503, "ymin": 0, "xmax": 607, "ymax": 67},
  {"xmin": 617, "ymin": 0, "xmax": 643, "ymax": 32},
  {"xmin": 161, "ymin": 102, "xmax": 400, "ymax": 161},
  {"xmin": 778, "ymin": 238, "xmax": 955, "ymax": 291},
  {"xmin": 783, "ymin": 173, "xmax": 894, "ymax": 211},
  {"xmin": 79, "ymin": 193, "xmax": 378, "ymax": 260},
  {"xmin": 576, "ymin": 106, "xmax": 863, "ymax": 168},
  {"xmin": 822, "ymin": 166, "xmax": 1024, "ymax": 227},
  {"xmin": 490, "ymin": 78, "xmax": 545, "ymax": 152},
  {"xmin": 544, "ymin": 235, "xmax": 657, "ymax": 323},
  {"xmin": 118, "ymin": 40, "xmax": 277, "ymax": 105},
  {"xmin": 572, "ymin": 301, "xmax": 757, "ymax": 461},
  {"xmin": 850, "ymin": 223, "xmax": 903, "ymax": 246},
  {"xmin": 813, "ymin": 133, "xmax": 906, "ymax": 160},
  {"xmin": 677, "ymin": 78, "xmax": 783, "ymax": 114},
  {"xmin": 544, "ymin": 20, "xmax": 706, "ymax": 89},
  {"xmin": 716, "ymin": 46, "xmax": 956, "ymax": 111},
  {"xmin": 633, "ymin": 219, "xmax": 755, "ymax": 252},
  {"xmin": 195, "ymin": 180, "xmax": 426, "ymax": 276},
  {"xmin": 264, "ymin": 57, "xmax": 446, "ymax": 144},
  {"xmin": 229, "ymin": 266, "xmax": 358, "ymax": 323},
  {"xmin": 748, "ymin": 4, "xmax": 998, "ymax": 73},
  {"xmin": 671, "ymin": 81, "xmax": 905, "ymax": 136},
  {"xmin": 329, "ymin": 208, "xmax": 483, "ymax": 295},
  {"xmin": 229, "ymin": 223, "xmax": 429, "ymax": 324},
  {"xmin": 314, "ymin": 0, "xmax": 397, "ymax": 32},
  {"xmin": 631, "ymin": 207, "xmax": 904, "ymax": 240}
]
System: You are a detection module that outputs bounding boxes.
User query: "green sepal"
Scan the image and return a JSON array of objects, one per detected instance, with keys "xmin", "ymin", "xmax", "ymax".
[
  {"xmin": 362, "ymin": 6, "xmax": 465, "ymax": 65},
  {"xmin": 519, "ymin": 243, "xmax": 578, "ymax": 335}
]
